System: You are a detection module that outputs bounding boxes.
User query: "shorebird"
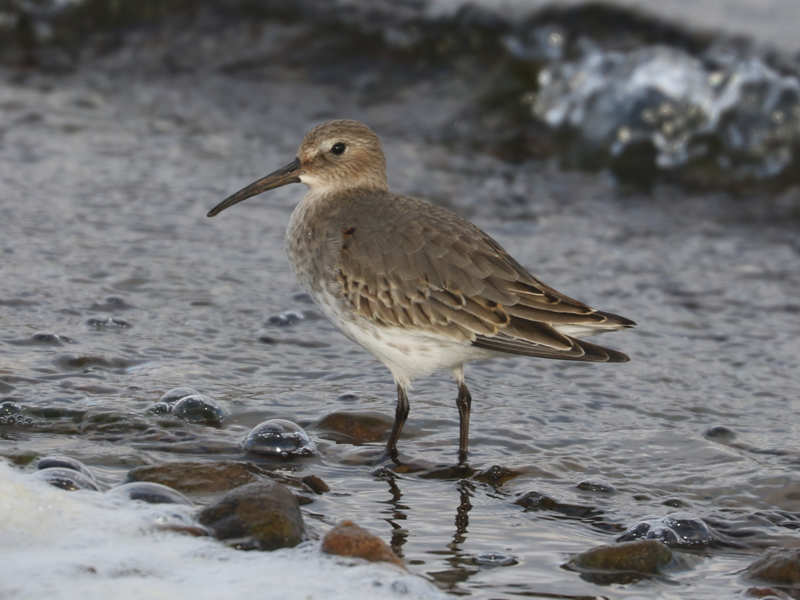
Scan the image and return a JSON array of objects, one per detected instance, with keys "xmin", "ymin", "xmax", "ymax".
[{"xmin": 207, "ymin": 120, "xmax": 634, "ymax": 464}]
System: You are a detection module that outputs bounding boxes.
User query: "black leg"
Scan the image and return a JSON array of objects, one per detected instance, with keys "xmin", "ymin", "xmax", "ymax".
[
  {"xmin": 456, "ymin": 381, "xmax": 472, "ymax": 464},
  {"xmin": 385, "ymin": 384, "xmax": 410, "ymax": 463}
]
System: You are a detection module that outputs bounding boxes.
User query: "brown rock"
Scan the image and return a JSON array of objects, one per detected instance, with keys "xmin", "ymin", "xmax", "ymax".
[
  {"xmin": 302, "ymin": 474, "xmax": 330, "ymax": 494},
  {"xmin": 322, "ymin": 520, "xmax": 404, "ymax": 568},
  {"xmin": 317, "ymin": 411, "xmax": 392, "ymax": 443},
  {"xmin": 746, "ymin": 548, "xmax": 800, "ymax": 586},
  {"xmin": 198, "ymin": 481, "xmax": 305, "ymax": 550},
  {"xmin": 568, "ymin": 539, "xmax": 673, "ymax": 574},
  {"xmin": 127, "ymin": 461, "xmax": 260, "ymax": 494}
]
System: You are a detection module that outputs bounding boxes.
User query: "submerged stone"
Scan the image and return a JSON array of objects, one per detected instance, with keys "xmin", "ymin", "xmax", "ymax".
[
  {"xmin": 515, "ymin": 490, "xmax": 601, "ymax": 519},
  {"xmin": 148, "ymin": 401, "xmax": 172, "ymax": 415},
  {"xmin": 198, "ymin": 481, "xmax": 305, "ymax": 551},
  {"xmin": 172, "ymin": 394, "xmax": 225, "ymax": 426},
  {"xmin": 321, "ymin": 520, "xmax": 404, "ymax": 568},
  {"xmin": 243, "ymin": 419, "xmax": 315, "ymax": 457},
  {"xmin": 567, "ymin": 539, "xmax": 673, "ymax": 576},
  {"xmin": 30, "ymin": 332, "xmax": 72, "ymax": 345},
  {"xmin": 473, "ymin": 465, "xmax": 521, "ymax": 486},
  {"xmin": 577, "ymin": 480, "xmax": 616, "ymax": 494},
  {"xmin": 317, "ymin": 411, "xmax": 392, "ymax": 443},
  {"xmin": 87, "ymin": 317, "xmax": 131, "ymax": 329},
  {"xmin": 33, "ymin": 467, "xmax": 99, "ymax": 491},
  {"xmin": 108, "ymin": 481, "xmax": 192, "ymax": 505},
  {"xmin": 301, "ymin": 474, "xmax": 329, "ymax": 494},
  {"xmin": 127, "ymin": 461, "xmax": 260, "ymax": 494},
  {"xmin": 745, "ymin": 548, "xmax": 800, "ymax": 586},
  {"xmin": 617, "ymin": 513, "xmax": 714, "ymax": 547}
]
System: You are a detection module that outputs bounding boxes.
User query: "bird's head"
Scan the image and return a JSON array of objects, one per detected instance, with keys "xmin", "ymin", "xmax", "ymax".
[{"xmin": 207, "ymin": 119, "xmax": 387, "ymax": 217}]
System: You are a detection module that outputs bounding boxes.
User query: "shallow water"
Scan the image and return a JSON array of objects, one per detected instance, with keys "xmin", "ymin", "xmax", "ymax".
[{"xmin": 2, "ymin": 3, "xmax": 800, "ymax": 599}]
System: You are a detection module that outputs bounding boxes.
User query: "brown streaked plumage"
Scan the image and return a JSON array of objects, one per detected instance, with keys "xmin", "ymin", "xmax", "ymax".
[{"xmin": 208, "ymin": 119, "xmax": 635, "ymax": 464}]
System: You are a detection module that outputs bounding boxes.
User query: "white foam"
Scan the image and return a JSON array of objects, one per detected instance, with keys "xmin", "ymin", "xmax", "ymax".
[{"xmin": 0, "ymin": 461, "xmax": 444, "ymax": 600}]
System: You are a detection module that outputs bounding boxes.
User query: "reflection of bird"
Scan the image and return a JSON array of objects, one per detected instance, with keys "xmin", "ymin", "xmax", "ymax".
[{"xmin": 207, "ymin": 120, "xmax": 634, "ymax": 463}]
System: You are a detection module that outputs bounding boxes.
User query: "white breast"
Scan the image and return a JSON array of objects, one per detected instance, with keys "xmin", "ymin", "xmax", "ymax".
[{"xmin": 314, "ymin": 290, "xmax": 489, "ymax": 388}]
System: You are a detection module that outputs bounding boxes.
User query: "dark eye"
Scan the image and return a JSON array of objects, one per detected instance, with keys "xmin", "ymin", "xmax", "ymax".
[{"xmin": 330, "ymin": 142, "xmax": 346, "ymax": 155}]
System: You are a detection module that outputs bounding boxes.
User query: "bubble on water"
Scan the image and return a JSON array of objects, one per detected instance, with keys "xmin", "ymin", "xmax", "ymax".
[
  {"xmin": 37, "ymin": 455, "xmax": 96, "ymax": 483},
  {"xmin": 243, "ymin": 419, "xmax": 316, "ymax": 458},
  {"xmin": 172, "ymin": 394, "xmax": 225, "ymax": 427},
  {"xmin": 159, "ymin": 387, "xmax": 200, "ymax": 404},
  {"xmin": 617, "ymin": 513, "xmax": 714, "ymax": 547},
  {"xmin": 33, "ymin": 467, "xmax": 100, "ymax": 491},
  {"xmin": 108, "ymin": 481, "xmax": 192, "ymax": 505}
]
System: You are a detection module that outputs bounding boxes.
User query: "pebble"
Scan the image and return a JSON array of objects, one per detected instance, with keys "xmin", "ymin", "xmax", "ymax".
[
  {"xmin": 127, "ymin": 461, "xmax": 260, "ymax": 494},
  {"xmin": 321, "ymin": 520, "xmax": 404, "ymax": 568},
  {"xmin": 198, "ymin": 481, "xmax": 305, "ymax": 551},
  {"xmin": 317, "ymin": 411, "xmax": 392, "ymax": 443},
  {"xmin": 566, "ymin": 539, "xmax": 673, "ymax": 578},
  {"xmin": 745, "ymin": 548, "xmax": 800, "ymax": 586}
]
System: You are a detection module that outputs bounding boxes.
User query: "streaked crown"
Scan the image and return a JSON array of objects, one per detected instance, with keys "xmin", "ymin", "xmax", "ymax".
[{"xmin": 297, "ymin": 120, "xmax": 388, "ymax": 192}]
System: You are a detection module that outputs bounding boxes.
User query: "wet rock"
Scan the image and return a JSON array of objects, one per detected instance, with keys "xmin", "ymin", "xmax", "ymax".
[
  {"xmin": 531, "ymin": 40, "xmax": 800, "ymax": 187},
  {"xmin": 267, "ymin": 310, "xmax": 304, "ymax": 326},
  {"xmin": 87, "ymin": 317, "xmax": 131, "ymax": 329},
  {"xmin": 55, "ymin": 354, "xmax": 135, "ymax": 371},
  {"xmin": 108, "ymin": 481, "xmax": 192, "ymax": 505},
  {"xmin": 577, "ymin": 480, "xmax": 615, "ymax": 494},
  {"xmin": 159, "ymin": 387, "xmax": 200, "ymax": 404},
  {"xmin": 705, "ymin": 425, "xmax": 736, "ymax": 441},
  {"xmin": 198, "ymin": 481, "xmax": 305, "ymax": 551},
  {"xmin": 37, "ymin": 455, "xmax": 96, "ymax": 483},
  {"xmin": 618, "ymin": 513, "xmax": 714, "ymax": 547},
  {"xmin": 317, "ymin": 411, "xmax": 392, "ymax": 443},
  {"xmin": 33, "ymin": 467, "xmax": 99, "ymax": 491},
  {"xmin": 172, "ymin": 394, "xmax": 225, "ymax": 426},
  {"xmin": 745, "ymin": 548, "xmax": 800, "ymax": 586},
  {"xmin": 321, "ymin": 520, "xmax": 404, "ymax": 568},
  {"xmin": 473, "ymin": 465, "xmax": 521, "ymax": 486},
  {"xmin": 566, "ymin": 540, "xmax": 673, "ymax": 579},
  {"xmin": 148, "ymin": 402, "xmax": 172, "ymax": 415},
  {"xmin": 243, "ymin": 419, "xmax": 315, "ymax": 457},
  {"xmin": 127, "ymin": 461, "xmax": 260, "ymax": 494},
  {"xmin": 0, "ymin": 401, "xmax": 24, "ymax": 425},
  {"xmin": 515, "ymin": 491, "xmax": 602, "ymax": 519},
  {"xmin": 30, "ymin": 332, "xmax": 73, "ymax": 345},
  {"xmin": 336, "ymin": 392, "xmax": 359, "ymax": 403},
  {"xmin": 89, "ymin": 296, "xmax": 132, "ymax": 311},
  {"xmin": 745, "ymin": 586, "xmax": 791, "ymax": 599},
  {"xmin": 301, "ymin": 474, "xmax": 329, "ymax": 494}
]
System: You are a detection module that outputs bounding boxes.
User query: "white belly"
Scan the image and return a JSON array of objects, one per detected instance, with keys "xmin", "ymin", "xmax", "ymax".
[{"xmin": 314, "ymin": 291, "xmax": 489, "ymax": 387}]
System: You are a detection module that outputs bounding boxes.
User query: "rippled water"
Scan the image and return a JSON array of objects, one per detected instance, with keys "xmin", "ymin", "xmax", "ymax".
[{"xmin": 2, "ymin": 2, "xmax": 800, "ymax": 599}]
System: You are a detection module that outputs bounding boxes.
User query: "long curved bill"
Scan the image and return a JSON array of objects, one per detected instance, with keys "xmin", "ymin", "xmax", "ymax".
[{"xmin": 207, "ymin": 157, "xmax": 301, "ymax": 217}]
